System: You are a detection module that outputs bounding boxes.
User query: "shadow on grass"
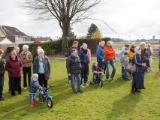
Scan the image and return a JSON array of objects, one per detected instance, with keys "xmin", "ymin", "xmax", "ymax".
[{"xmin": 107, "ymin": 93, "xmax": 141, "ymax": 119}]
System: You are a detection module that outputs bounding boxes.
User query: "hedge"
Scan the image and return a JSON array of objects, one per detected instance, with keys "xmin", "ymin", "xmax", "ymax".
[{"xmin": 18, "ymin": 38, "xmax": 110, "ymax": 55}]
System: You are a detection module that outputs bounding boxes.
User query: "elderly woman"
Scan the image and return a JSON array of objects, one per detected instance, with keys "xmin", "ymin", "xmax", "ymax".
[
  {"xmin": 104, "ymin": 41, "xmax": 116, "ymax": 80},
  {"xmin": 33, "ymin": 48, "xmax": 50, "ymax": 88},
  {"xmin": 5, "ymin": 50, "xmax": 23, "ymax": 97},
  {"xmin": 0, "ymin": 49, "xmax": 5, "ymax": 100},
  {"xmin": 131, "ymin": 47, "xmax": 146, "ymax": 94},
  {"xmin": 20, "ymin": 45, "xmax": 33, "ymax": 89},
  {"xmin": 79, "ymin": 43, "xmax": 90, "ymax": 87}
]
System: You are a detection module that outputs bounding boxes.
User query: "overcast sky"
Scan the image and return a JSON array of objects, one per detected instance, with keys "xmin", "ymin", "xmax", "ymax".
[{"xmin": 0, "ymin": 0, "xmax": 160, "ymax": 40}]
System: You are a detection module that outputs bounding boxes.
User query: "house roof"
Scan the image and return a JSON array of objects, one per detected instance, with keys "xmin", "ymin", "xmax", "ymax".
[{"xmin": 2, "ymin": 25, "xmax": 27, "ymax": 36}]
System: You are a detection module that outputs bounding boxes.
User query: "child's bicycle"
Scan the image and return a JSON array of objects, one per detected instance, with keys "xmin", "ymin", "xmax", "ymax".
[{"xmin": 39, "ymin": 86, "xmax": 53, "ymax": 108}]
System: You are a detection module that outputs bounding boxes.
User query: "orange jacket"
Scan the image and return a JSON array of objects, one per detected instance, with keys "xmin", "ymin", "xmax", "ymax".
[{"xmin": 104, "ymin": 46, "xmax": 115, "ymax": 60}]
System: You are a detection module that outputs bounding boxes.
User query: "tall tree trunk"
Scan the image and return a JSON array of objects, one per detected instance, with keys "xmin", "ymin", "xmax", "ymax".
[{"xmin": 61, "ymin": 23, "xmax": 70, "ymax": 54}]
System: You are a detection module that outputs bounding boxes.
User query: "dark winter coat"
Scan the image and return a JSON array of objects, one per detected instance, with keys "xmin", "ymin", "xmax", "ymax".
[
  {"xmin": 29, "ymin": 80, "xmax": 41, "ymax": 93},
  {"xmin": 141, "ymin": 48, "xmax": 150, "ymax": 67},
  {"xmin": 5, "ymin": 57, "xmax": 23, "ymax": 77},
  {"xmin": 79, "ymin": 48, "xmax": 90, "ymax": 65},
  {"xmin": 33, "ymin": 56, "xmax": 51, "ymax": 80},
  {"xmin": 66, "ymin": 54, "xmax": 82, "ymax": 74},
  {"xmin": 132, "ymin": 54, "xmax": 144, "ymax": 89},
  {"xmin": 96, "ymin": 45, "xmax": 104, "ymax": 62},
  {"xmin": 33, "ymin": 52, "xmax": 38, "ymax": 63},
  {"xmin": 92, "ymin": 65, "xmax": 102, "ymax": 72},
  {"xmin": 0, "ymin": 59, "xmax": 5, "ymax": 76}
]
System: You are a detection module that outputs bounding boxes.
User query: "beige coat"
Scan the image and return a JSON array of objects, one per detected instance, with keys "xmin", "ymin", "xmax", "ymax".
[{"xmin": 20, "ymin": 51, "xmax": 33, "ymax": 67}]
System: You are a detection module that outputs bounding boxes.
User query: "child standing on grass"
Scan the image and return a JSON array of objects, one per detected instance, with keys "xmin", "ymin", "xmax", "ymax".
[
  {"xmin": 120, "ymin": 52, "xmax": 129, "ymax": 80},
  {"xmin": 29, "ymin": 73, "xmax": 42, "ymax": 107}
]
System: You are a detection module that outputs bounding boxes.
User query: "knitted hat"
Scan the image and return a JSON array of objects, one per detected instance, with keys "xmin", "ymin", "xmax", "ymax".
[{"xmin": 32, "ymin": 73, "xmax": 38, "ymax": 79}]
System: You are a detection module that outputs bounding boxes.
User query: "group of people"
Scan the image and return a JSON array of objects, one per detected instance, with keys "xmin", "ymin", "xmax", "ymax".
[
  {"xmin": 66, "ymin": 40, "xmax": 153, "ymax": 94},
  {"xmin": 0, "ymin": 40, "xmax": 155, "ymax": 106},
  {"xmin": 0, "ymin": 45, "xmax": 50, "ymax": 106}
]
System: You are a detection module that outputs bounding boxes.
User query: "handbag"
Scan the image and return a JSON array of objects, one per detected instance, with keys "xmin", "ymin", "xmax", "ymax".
[{"xmin": 126, "ymin": 63, "xmax": 136, "ymax": 74}]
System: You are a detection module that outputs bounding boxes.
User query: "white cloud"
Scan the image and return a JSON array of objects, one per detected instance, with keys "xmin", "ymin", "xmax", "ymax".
[{"xmin": 0, "ymin": 0, "xmax": 160, "ymax": 40}]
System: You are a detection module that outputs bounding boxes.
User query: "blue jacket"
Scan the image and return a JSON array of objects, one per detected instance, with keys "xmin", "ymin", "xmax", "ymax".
[
  {"xmin": 79, "ymin": 49, "xmax": 89, "ymax": 65},
  {"xmin": 29, "ymin": 80, "xmax": 41, "ymax": 93},
  {"xmin": 118, "ymin": 47, "xmax": 127, "ymax": 60},
  {"xmin": 92, "ymin": 65, "xmax": 102, "ymax": 72},
  {"xmin": 96, "ymin": 45, "xmax": 104, "ymax": 62}
]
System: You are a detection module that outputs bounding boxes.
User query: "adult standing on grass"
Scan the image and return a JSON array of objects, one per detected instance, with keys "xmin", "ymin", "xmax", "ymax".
[
  {"xmin": 66, "ymin": 48, "xmax": 83, "ymax": 94},
  {"xmin": 5, "ymin": 50, "xmax": 23, "ymax": 97},
  {"xmin": 128, "ymin": 45, "xmax": 135, "ymax": 63},
  {"xmin": 131, "ymin": 47, "xmax": 146, "ymax": 94},
  {"xmin": 104, "ymin": 41, "xmax": 116, "ymax": 80},
  {"xmin": 33, "ymin": 48, "xmax": 50, "ymax": 88},
  {"xmin": 6, "ymin": 46, "xmax": 21, "ymax": 92},
  {"xmin": 146, "ymin": 44, "xmax": 153, "ymax": 71},
  {"xmin": 20, "ymin": 45, "xmax": 33, "ymax": 89},
  {"xmin": 0, "ymin": 49, "xmax": 5, "ymax": 100},
  {"xmin": 96, "ymin": 40, "xmax": 105, "ymax": 68},
  {"xmin": 118, "ymin": 44, "xmax": 130, "ymax": 78},
  {"xmin": 140, "ymin": 42, "xmax": 150, "ymax": 89},
  {"xmin": 65, "ymin": 41, "xmax": 79, "ymax": 83},
  {"xmin": 79, "ymin": 43, "xmax": 90, "ymax": 87}
]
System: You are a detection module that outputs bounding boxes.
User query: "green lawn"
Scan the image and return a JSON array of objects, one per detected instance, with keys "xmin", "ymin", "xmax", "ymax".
[{"xmin": 0, "ymin": 58, "xmax": 160, "ymax": 120}]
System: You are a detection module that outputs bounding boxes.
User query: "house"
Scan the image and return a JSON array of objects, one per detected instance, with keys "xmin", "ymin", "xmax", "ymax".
[
  {"xmin": 0, "ymin": 26, "xmax": 12, "ymax": 44},
  {"xmin": 1, "ymin": 25, "xmax": 31, "ymax": 43},
  {"xmin": 31, "ymin": 37, "xmax": 52, "ymax": 43},
  {"xmin": 0, "ymin": 37, "xmax": 12, "ymax": 44}
]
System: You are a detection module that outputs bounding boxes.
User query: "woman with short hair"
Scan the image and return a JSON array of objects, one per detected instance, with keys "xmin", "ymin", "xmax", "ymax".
[
  {"xmin": 5, "ymin": 50, "xmax": 23, "ymax": 97},
  {"xmin": 33, "ymin": 49, "xmax": 50, "ymax": 88}
]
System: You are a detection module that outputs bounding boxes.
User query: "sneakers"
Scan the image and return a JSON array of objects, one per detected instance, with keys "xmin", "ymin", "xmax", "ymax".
[
  {"xmin": 24, "ymin": 87, "xmax": 27, "ymax": 90},
  {"xmin": 110, "ymin": 78, "xmax": 114, "ymax": 80},
  {"xmin": 80, "ymin": 85, "xmax": 84, "ymax": 88},
  {"xmin": 68, "ymin": 80, "xmax": 71, "ymax": 84},
  {"xmin": 78, "ymin": 90, "xmax": 83, "ymax": 93},
  {"xmin": 0, "ymin": 97, "xmax": 5, "ymax": 100},
  {"xmin": 84, "ymin": 83, "xmax": 89, "ymax": 86}
]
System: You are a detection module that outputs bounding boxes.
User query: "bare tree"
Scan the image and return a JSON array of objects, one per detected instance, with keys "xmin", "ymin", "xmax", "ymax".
[{"xmin": 23, "ymin": 0, "xmax": 101, "ymax": 38}]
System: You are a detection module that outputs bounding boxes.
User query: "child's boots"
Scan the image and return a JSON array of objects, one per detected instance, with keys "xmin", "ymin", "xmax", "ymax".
[
  {"xmin": 33, "ymin": 100, "xmax": 38, "ymax": 106},
  {"xmin": 30, "ymin": 101, "xmax": 34, "ymax": 107}
]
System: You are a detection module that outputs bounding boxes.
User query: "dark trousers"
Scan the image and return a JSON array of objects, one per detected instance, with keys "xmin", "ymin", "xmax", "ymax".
[
  {"xmin": 23, "ymin": 67, "xmax": 31, "ymax": 87},
  {"xmin": 38, "ymin": 73, "xmax": 48, "ymax": 88},
  {"xmin": 81, "ymin": 64, "xmax": 89, "ymax": 84},
  {"xmin": 97, "ymin": 61, "xmax": 103, "ymax": 69},
  {"xmin": 0, "ymin": 75, "xmax": 4, "ymax": 98},
  {"xmin": 9, "ymin": 76, "xmax": 21, "ymax": 95}
]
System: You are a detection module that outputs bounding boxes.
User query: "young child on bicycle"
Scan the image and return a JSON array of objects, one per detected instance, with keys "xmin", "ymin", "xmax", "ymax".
[
  {"xmin": 92, "ymin": 62, "xmax": 103, "ymax": 85},
  {"xmin": 29, "ymin": 73, "xmax": 42, "ymax": 107}
]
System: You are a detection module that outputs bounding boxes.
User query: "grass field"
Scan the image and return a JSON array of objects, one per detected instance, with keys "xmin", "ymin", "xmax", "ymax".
[{"xmin": 0, "ymin": 58, "xmax": 160, "ymax": 120}]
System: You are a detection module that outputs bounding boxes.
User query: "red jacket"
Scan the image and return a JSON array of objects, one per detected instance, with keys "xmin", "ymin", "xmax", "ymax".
[
  {"xmin": 104, "ymin": 46, "xmax": 115, "ymax": 60},
  {"xmin": 5, "ymin": 57, "xmax": 23, "ymax": 77}
]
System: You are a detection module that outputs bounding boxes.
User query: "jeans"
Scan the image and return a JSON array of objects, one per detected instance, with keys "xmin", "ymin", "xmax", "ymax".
[
  {"xmin": 93, "ymin": 73, "xmax": 100, "ymax": 85},
  {"xmin": 105, "ymin": 59, "xmax": 116, "ymax": 79},
  {"xmin": 0, "ymin": 75, "xmax": 4, "ymax": 98},
  {"xmin": 70, "ymin": 74, "xmax": 81, "ymax": 92},
  {"xmin": 23, "ymin": 67, "xmax": 31, "ymax": 87},
  {"xmin": 97, "ymin": 61, "xmax": 103, "ymax": 69},
  {"xmin": 29, "ymin": 93, "xmax": 36, "ymax": 102}
]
